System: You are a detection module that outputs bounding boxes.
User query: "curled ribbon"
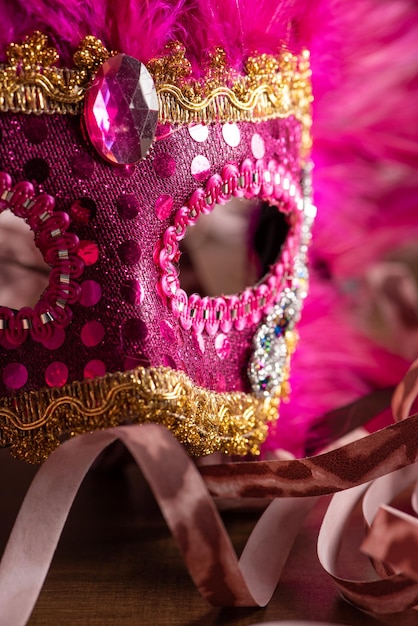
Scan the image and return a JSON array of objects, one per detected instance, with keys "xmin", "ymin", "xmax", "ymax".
[{"xmin": 0, "ymin": 364, "xmax": 418, "ymax": 625}]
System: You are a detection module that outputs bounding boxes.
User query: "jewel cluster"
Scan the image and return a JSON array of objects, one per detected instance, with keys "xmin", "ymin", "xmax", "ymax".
[{"xmin": 248, "ymin": 164, "xmax": 316, "ymax": 397}]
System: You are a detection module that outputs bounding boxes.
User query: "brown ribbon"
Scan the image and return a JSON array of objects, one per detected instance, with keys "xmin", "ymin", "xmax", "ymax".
[{"xmin": 0, "ymin": 367, "xmax": 418, "ymax": 624}]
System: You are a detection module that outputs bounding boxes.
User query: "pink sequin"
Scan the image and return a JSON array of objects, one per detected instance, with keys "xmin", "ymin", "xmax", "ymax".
[
  {"xmin": 79, "ymin": 280, "xmax": 102, "ymax": 306},
  {"xmin": 45, "ymin": 362, "xmax": 68, "ymax": 387},
  {"xmin": 191, "ymin": 155, "xmax": 211, "ymax": 182},
  {"xmin": 214, "ymin": 333, "xmax": 231, "ymax": 359},
  {"xmin": 188, "ymin": 124, "xmax": 209, "ymax": 143},
  {"xmin": 124, "ymin": 354, "xmax": 150, "ymax": 370},
  {"xmin": 222, "ymin": 123, "xmax": 241, "ymax": 147},
  {"xmin": 117, "ymin": 194, "xmax": 140, "ymax": 220},
  {"xmin": 24, "ymin": 157, "xmax": 50, "ymax": 183},
  {"xmin": 118, "ymin": 240, "xmax": 141, "ymax": 265},
  {"xmin": 2, "ymin": 362, "xmax": 28, "ymax": 389},
  {"xmin": 251, "ymin": 133, "xmax": 266, "ymax": 159},
  {"xmin": 81, "ymin": 321, "xmax": 105, "ymax": 347},
  {"xmin": 153, "ymin": 153, "xmax": 176, "ymax": 178},
  {"xmin": 120, "ymin": 279, "xmax": 143, "ymax": 305},
  {"xmin": 22, "ymin": 116, "xmax": 48, "ymax": 144},
  {"xmin": 84, "ymin": 359, "xmax": 107, "ymax": 379},
  {"xmin": 122, "ymin": 318, "xmax": 148, "ymax": 342},
  {"xmin": 70, "ymin": 153, "xmax": 95, "ymax": 179},
  {"xmin": 77, "ymin": 241, "xmax": 99, "ymax": 266},
  {"xmin": 70, "ymin": 197, "xmax": 97, "ymax": 224},
  {"xmin": 155, "ymin": 195, "xmax": 174, "ymax": 220},
  {"xmin": 42, "ymin": 327, "xmax": 66, "ymax": 350}
]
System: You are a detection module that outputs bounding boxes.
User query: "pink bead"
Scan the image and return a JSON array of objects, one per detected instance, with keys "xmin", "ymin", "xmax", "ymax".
[{"xmin": 84, "ymin": 54, "xmax": 158, "ymax": 165}]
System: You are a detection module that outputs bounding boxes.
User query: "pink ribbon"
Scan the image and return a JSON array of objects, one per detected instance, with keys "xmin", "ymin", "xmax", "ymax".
[{"xmin": 1, "ymin": 363, "xmax": 418, "ymax": 625}]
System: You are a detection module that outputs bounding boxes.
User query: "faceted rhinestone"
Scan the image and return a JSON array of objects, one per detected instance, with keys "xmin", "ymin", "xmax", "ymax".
[{"xmin": 84, "ymin": 54, "xmax": 159, "ymax": 165}]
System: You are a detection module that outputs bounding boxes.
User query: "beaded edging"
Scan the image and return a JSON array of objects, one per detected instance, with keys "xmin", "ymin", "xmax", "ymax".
[
  {"xmin": 0, "ymin": 172, "xmax": 83, "ymax": 345},
  {"xmin": 248, "ymin": 163, "xmax": 316, "ymax": 396},
  {"xmin": 155, "ymin": 157, "xmax": 305, "ymax": 335},
  {"xmin": 0, "ymin": 366, "xmax": 278, "ymax": 463}
]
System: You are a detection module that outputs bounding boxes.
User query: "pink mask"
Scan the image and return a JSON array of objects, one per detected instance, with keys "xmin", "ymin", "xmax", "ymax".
[{"xmin": 0, "ymin": 33, "xmax": 315, "ymax": 463}]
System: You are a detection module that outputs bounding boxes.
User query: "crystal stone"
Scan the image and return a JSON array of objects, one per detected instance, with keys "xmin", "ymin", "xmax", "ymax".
[{"xmin": 84, "ymin": 54, "xmax": 159, "ymax": 166}]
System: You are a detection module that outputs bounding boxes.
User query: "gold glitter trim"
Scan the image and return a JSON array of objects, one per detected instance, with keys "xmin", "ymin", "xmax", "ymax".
[
  {"xmin": 0, "ymin": 367, "xmax": 280, "ymax": 464},
  {"xmin": 0, "ymin": 32, "xmax": 110, "ymax": 114},
  {"xmin": 0, "ymin": 33, "xmax": 312, "ymax": 152},
  {"xmin": 149, "ymin": 43, "xmax": 312, "ymax": 154}
]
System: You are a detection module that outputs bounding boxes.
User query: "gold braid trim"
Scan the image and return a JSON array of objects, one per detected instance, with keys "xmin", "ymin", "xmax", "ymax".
[
  {"xmin": 0, "ymin": 32, "xmax": 110, "ymax": 115},
  {"xmin": 0, "ymin": 367, "xmax": 280, "ymax": 464},
  {"xmin": 0, "ymin": 33, "xmax": 312, "ymax": 152},
  {"xmin": 149, "ymin": 43, "xmax": 312, "ymax": 154}
]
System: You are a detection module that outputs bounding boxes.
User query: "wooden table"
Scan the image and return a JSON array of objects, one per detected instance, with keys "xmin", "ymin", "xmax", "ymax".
[{"xmin": 1, "ymin": 447, "xmax": 416, "ymax": 626}]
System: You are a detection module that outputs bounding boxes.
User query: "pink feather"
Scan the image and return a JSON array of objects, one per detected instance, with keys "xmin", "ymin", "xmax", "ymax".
[
  {"xmin": 0, "ymin": 1, "xmax": 417, "ymax": 457},
  {"xmin": 265, "ymin": 0, "xmax": 418, "ymax": 457},
  {"xmin": 0, "ymin": 0, "xmax": 315, "ymax": 65}
]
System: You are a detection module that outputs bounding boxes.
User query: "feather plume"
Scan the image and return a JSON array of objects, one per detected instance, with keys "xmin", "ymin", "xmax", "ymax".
[
  {"xmin": 0, "ymin": 0, "xmax": 417, "ymax": 456},
  {"xmin": 265, "ymin": 0, "xmax": 418, "ymax": 456},
  {"xmin": 0, "ymin": 0, "xmax": 315, "ymax": 65}
]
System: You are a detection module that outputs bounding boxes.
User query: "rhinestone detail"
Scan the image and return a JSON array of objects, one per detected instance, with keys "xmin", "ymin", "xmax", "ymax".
[
  {"xmin": 248, "ymin": 164, "xmax": 316, "ymax": 397},
  {"xmin": 85, "ymin": 54, "xmax": 159, "ymax": 165}
]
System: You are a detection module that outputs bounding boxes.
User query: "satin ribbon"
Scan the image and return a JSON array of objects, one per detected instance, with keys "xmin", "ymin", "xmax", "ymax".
[{"xmin": 1, "ymin": 366, "xmax": 418, "ymax": 624}]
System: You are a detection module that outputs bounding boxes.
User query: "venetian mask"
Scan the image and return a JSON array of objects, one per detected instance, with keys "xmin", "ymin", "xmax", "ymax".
[{"xmin": 0, "ymin": 31, "xmax": 314, "ymax": 463}]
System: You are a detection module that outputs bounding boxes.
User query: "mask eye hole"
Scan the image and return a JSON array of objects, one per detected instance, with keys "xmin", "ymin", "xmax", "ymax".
[
  {"xmin": 155, "ymin": 158, "xmax": 306, "ymax": 335},
  {"xmin": 178, "ymin": 198, "xmax": 289, "ymax": 297},
  {"xmin": 0, "ymin": 173, "xmax": 86, "ymax": 347},
  {"xmin": 0, "ymin": 210, "xmax": 49, "ymax": 310}
]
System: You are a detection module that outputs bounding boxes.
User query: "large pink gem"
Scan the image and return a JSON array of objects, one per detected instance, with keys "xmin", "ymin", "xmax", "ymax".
[{"xmin": 84, "ymin": 54, "xmax": 159, "ymax": 165}]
